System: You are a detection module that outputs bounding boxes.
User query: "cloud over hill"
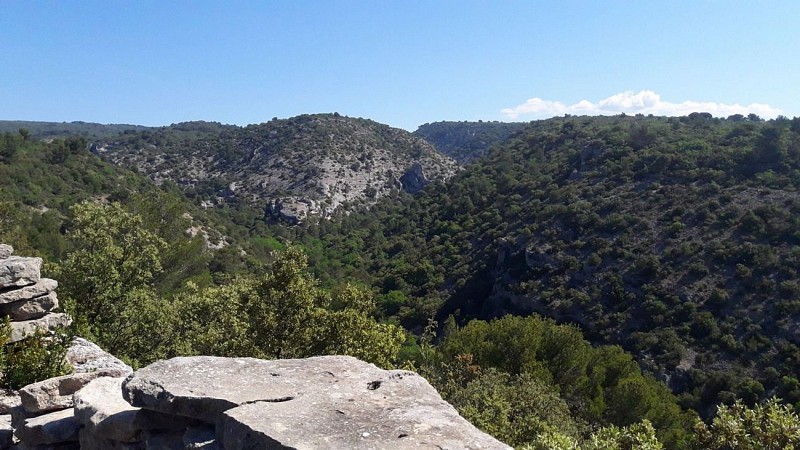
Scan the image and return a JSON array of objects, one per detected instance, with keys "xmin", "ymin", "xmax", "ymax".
[{"xmin": 501, "ymin": 90, "xmax": 782, "ymax": 119}]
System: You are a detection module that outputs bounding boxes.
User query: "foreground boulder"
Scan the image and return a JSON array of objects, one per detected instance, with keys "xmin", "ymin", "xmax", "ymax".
[{"xmin": 124, "ymin": 355, "xmax": 510, "ymax": 449}]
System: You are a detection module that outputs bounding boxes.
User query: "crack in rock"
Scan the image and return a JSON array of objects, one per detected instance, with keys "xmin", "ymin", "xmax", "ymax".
[{"xmin": 240, "ymin": 396, "xmax": 295, "ymax": 405}]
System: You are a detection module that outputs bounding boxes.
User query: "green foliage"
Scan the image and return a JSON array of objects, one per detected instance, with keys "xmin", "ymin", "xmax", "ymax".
[
  {"xmin": 53, "ymin": 201, "xmax": 404, "ymax": 367},
  {"xmin": 55, "ymin": 201, "xmax": 170, "ymax": 365},
  {"xmin": 432, "ymin": 315, "xmax": 691, "ymax": 447},
  {"xmin": 521, "ymin": 420, "xmax": 663, "ymax": 450},
  {"xmin": 693, "ymin": 398, "xmax": 800, "ymax": 449},
  {"xmin": 174, "ymin": 248, "xmax": 405, "ymax": 368},
  {"xmin": 0, "ymin": 320, "xmax": 70, "ymax": 390}
]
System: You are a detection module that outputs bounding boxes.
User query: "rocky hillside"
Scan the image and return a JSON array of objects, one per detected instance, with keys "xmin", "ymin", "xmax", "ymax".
[
  {"xmin": 414, "ymin": 120, "xmax": 526, "ymax": 163},
  {"xmin": 95, "ymin": 114, "xmax": 458, "ymax": 223}
]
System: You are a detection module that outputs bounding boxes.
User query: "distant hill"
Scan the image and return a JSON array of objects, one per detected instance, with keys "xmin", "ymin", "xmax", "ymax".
[
  {"xmin": 414, "ymin": 121, "xmax": 527, "ymax": 163},
  {"xmin": 303, "ymin": 113, "xmax": 800, "ymax": 415},
  {"xmin": 95, "ymin": 114, "xmax": 458, "ymax": 222},
  {"xmin": 0, "ymin": 120, "xmax": 152, "ymax": 140}
]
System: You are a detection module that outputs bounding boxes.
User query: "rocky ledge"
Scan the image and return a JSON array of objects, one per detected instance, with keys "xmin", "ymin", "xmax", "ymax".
[{"xmin": 9, "ymin": 353, "xmax": 510, "ymax": 449}]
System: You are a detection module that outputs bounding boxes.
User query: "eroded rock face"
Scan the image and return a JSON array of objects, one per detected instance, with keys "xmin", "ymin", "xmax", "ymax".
[
  {"xmin": 399, "ymin": 162, "xmax": 430, "ymax": 194},
  {"xmin": 122, "ymin": 356, "xmax": 301, "ymax": 423},
  {"xmin": 124, "ymin": 355, "xmax": 511, "ymax": 449}
]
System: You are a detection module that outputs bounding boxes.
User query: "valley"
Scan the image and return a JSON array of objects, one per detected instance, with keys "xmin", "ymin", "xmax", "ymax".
[{"xmin": 2, "ymin": 112, "xmax": 799, "ymax": 448}]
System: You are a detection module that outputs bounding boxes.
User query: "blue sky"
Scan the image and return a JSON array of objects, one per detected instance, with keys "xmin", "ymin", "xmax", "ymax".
[{"xmin": 1, "ymin": 1, "xmax": 798, "ymax": 130}]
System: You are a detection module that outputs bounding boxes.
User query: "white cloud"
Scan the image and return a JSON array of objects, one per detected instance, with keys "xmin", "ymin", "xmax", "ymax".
[{"xmin": 501, "ymin": 90, "xmax": 782, "ymax": 120}]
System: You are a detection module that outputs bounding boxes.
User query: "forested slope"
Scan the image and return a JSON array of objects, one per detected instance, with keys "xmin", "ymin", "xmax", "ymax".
[{"xmin": 301, "ymin": 114, "xmax": 800, "ymax": 416}]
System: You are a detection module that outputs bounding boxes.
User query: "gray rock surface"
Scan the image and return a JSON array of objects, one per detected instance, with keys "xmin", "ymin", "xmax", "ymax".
[
  {"xmin": 74, "ymin": 377, "xmax": 194, "ymax": 443},
  {"xmin": 0, "ymin": 390, "xmax": 21, "ymax": 415},
  {"xmin": 125, "ymin": 355, "xmax": 510, "ymax": 449},
  {"xmin": 123, "ymin": 356, "xmax": 298, "ymax": 423},
  {"xmin": 0, "ymin": 279, "xmax": 57, "ymax": 304},
  {"xmin": 20, "ymin": 372, "xmax": 113, "ymax": 415},
  {"xmin": 14, "ymin": 408, "xmax": 79, "ymax": 446},
  {"xmin": 78, "ymin": 431, "xmax": 145, "ymax": 450},
  {"xmin": 0, "ymin": 292, "xmax": 58, "ymax": 321},
  {"xmin": 9, "ymin": 314, "xmax": 70, "ymax": 343},
  {"xmin": 0, "ymin": 257, "xmax": 41, "ymax": 289},
  {"xmin": 0, "ymin": 244, "xmax": 12, "ymax": 259},
  {"xmin": 65, "ymin": 337, "xmax": 132, "ymax": 376}
]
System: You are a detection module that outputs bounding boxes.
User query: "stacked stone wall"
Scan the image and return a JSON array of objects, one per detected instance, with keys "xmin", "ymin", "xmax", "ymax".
[{"xmin": 0, "ymin": 244, "xmax": 70, "ymax": 343}]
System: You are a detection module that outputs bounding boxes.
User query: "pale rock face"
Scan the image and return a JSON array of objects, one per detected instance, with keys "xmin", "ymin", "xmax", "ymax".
[
  {"xmin": 0, "ymin": 244, "xmax": 12, "ymax": 259},
  {"xmin": 0, "ymin": 291, "xmax": 58, "ymax": 321},
  {"xmin": 97, "ymin": 115, "xmax": 460, "ymax": 224},
  {"xmin": 0, "ymin": 278, "xmax": 57, "ymax": 304},
  {"xmin": 0, "ymin": 256, "xmax": 42, "ymax": 289}
]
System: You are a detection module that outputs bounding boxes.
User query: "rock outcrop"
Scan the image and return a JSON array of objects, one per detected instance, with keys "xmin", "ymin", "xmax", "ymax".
[
  {"xmin": 0, "ymin": 245, "xmax": 69, "ymax": 343},
  {"xmin": 7, "ymin": 337, "xmax": 131, "ymax": 449},
  {"xmin": 8, "ymin": 354, "xmax": 510, "ymax": 449}
]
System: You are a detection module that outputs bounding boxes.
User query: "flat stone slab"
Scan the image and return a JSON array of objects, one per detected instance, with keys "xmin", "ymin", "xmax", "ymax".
[
  {"xmin": 9, "ymin": 313, "xmax": 71, "ymax": 343},
  {"xmin": 21, "ymin": 371, "xmax": 119, "ymax": 415},
  {"xmin": 0, "ymin": 292, "xmax": 58, "ymax": 321},
  {"xmin": 14, "ymin": 408, "xmax": 80, "ymax": 446},
  {"xmin": 0, "ymin": 256, "xmax": 41, "ymax": 289},
  {"xmin": 123, "ymin": 356, "xmax": 300, "ymax": 423},
  {"xmin": 0, "ymin": 278, "xmax": 57, "ymax": 304},
  {"xmin": 0, "ymin": 244, "xmax": 12, "ymax": 259},
  {"xmin": 124, "ymin": 355, "xmax": 510, "ymax": 449},
  {"xmin": 65, "ymin": 337, "xmax": 132, "ymax": 376}
]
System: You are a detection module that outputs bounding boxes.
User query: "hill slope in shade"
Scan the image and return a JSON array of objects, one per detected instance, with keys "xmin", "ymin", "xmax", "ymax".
[{"xmin": 414, "ymin": 121, "xmax": 527, "ymax": 163}]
